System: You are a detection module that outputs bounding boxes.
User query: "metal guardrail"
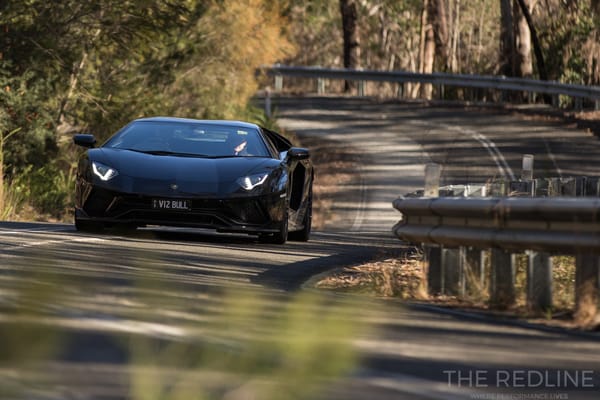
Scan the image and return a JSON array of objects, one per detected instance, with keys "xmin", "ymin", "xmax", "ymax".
[
  {"xmin": 392, "ymin": 176, "xmax": 600, "ymax": 325},
  {"xmin": 393, "ymin": 197, "xmax": 600, "ymax": 253},
  {"xmin": 262, "ymin": 65, "xmax": 600, "ymax": 107}
]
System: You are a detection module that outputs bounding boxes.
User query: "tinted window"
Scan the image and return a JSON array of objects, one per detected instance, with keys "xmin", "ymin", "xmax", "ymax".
[{"xmin": 104, "ymin": 121, "xmax": 271, "ymax": 158}]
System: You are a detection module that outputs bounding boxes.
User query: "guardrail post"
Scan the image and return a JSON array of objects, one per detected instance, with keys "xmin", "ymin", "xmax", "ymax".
[
  {"xmin": 426, "ymin": 245, "xmax": 443, "ymax": 295},
  {"xmin": 595, "ymin": 99, "xmax": 600, "ymax": 111},
  {"xmin": 575, "ymin": 253, "xmax": 600, "ymax": 325},
  {"xmin": 274, "ymin": 75, "xmax": 283, "ymax": 91},
  {"xmin": 490, "ymin": 248, "xmax": 516, "ymax": 309},
  {"xmin": 527, "ymin": 251, "xmax": 552, "ymax": 313},
  {"xmin": 574, "ymin": 97, "xmax": 583, "ymax": 111},
  {"xmin": 489, "ymin": 180, "xmax": 507, "ymax": 196},
  {"xmin": 548, "ymin": 178, "xmax": 561, "ymax": 196},
  {"xmin": 442, "ymin": 248, "xmax": 463, "ymax": 296},
  {"xmin": 397, "ymin": 82, "xmax": 404, "ymax": 99},
  {"xmin": 317, "ymin": 78, "xmax": 325, "ymax": 95},
  {"xmin": 423, "ymin": 163, "xmax": 442, "ymax": 295},
  {"xmin": 461, "ymin": 247, "xmax": 485, "ymax": 296},
  {"xmin": 424, "ymin": 163, "xmax": 441, "ymax": 197},
  {"xmin": 521, "ymin": 154, "xmax": 534, "ymax": 181},
  {"xmin": 358, "ymin": 80, "xmax": 366, "ymax": 96},
  {"xmin": 562, "ymin": 178, "xmax": 577, "ymax": 196},
  {"xmin": 426, "ymin": 246, "xmax": 463, "ymax": 296},
  {"xmin": 585, "ymin": 177, "xmax": 600, "ymax": 196}
]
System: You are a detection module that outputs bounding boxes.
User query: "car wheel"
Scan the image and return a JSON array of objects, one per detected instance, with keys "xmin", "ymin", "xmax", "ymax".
[
  {"xmin": 289, "ymin": 195, "xmax": 312, "ymax": 242},
  {"xmin": 260, "ymin": 215, "xmax": 288, "ymax": 245},
  {"xmin": 75, "ymin": 217, "xmax": 103, "ymax": 233},
  {"xmin": 112, "ymin": 223, "xmax": 138, "ymax": 234}
]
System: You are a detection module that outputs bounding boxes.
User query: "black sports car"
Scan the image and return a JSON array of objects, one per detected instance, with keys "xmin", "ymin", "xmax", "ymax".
[{"xmin": 73, "ymin": 117, "xmax": 313, "ymax": 244}]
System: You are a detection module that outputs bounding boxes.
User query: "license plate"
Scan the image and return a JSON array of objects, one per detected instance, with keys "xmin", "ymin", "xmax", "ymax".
[{"xmin": 152, "ymin": 199, "xmax": 191, "ymax": 211}]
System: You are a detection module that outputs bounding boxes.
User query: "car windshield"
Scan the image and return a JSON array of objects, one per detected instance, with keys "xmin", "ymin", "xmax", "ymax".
[{"xmin": 104, "ymin": 121, "xmax": 271, "ymax": 158}]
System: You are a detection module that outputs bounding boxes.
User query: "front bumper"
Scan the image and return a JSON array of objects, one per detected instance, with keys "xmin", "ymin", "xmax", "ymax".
[{"xmin": 76, "ymin": 186, "xmax": 287, "ymax": 234}]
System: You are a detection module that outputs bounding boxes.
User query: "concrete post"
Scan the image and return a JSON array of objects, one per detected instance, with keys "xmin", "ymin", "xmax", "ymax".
[{"xmin": 274, "ymin": 75, "xmax": 283, "ymax": 91}]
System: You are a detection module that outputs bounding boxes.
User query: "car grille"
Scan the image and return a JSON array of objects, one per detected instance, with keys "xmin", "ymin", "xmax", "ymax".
[{"xmin": 83, "ymin": 188, "xmax": 271, "ymax": 226}]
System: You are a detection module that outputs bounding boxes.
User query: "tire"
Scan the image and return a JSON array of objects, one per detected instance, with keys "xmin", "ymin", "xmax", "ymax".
[
  {"xmin": 289, "ymin": 195, "xmax": 312, "ymax": 242},
  {"xmin": 74, "ymin": 217, "xmax": 103, "ymax": 233},
  {"xmin": 260, "ymin": 215, "xmax": 288, "ymax": 245},
  {"xmin": 111, "ymin": 223, "xmax": 138, "ymax": 235}
]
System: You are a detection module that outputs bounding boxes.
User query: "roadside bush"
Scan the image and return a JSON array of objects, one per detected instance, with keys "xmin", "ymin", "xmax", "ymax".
[
  {"xmin": 28, "ymin": 163, "xmax": 75, "ymax": 218},
  {"xmin": 5, "ymin": 162, "xmax": 75, "ymax": 220}
]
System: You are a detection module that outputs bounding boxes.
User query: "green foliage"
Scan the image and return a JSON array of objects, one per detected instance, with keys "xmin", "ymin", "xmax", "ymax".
[
  {"xmin": 129, "ymin": 288, "xmax": 363, "ymax": 400},
  {"xmin": 0, "ymin": 170, "xmax": 28, "ymax": 220},
  {"xmin": 0, "ymin": 0, "xmax": 296, "ymax": 219},
  {"xmin": 536, "ymin": 2, "xmax": 598, "ymax": 84},
  {"xmin": 1, "ymin": 250, "xmax": 368, "ymax": 399},
  {"xmin": 2, "ymin": 0, "xmax": 599, "ymax": 220},
  {"xmin": 25, "ymin": 163, "xmax": 75, "ymax": 217},
  {"xmin": 0, "ymin": 63, "xmax": 57, "ymax": 176}
]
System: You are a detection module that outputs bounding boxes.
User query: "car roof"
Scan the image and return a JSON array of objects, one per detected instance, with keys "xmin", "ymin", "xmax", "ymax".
[{"xmin": 133, "ymin": 117, "xmax": 261, "ymax": 130}]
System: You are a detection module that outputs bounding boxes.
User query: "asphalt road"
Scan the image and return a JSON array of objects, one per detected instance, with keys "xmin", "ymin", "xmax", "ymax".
[{"xmin": 2, "ymin": 96, "xmax": 600, "ymax": 399}]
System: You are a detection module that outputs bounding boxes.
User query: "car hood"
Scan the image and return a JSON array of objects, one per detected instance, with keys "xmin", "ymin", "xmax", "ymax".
[{"xmin": 89, "ymin": 148, "xmax": 280, "ymax": 196}]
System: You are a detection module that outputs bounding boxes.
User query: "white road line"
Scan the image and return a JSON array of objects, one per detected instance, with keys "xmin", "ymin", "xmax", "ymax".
[
  {"xmin": 471, "ymin": 132, "xmax": 515, "ymax": 180},
  {"xmin": 0, "ymin": 234, "xmax": 105, "ymax": 249},
  {"xmin": 544, "ymin": 139, "xmax": 563, "ymax": 178},
  {"xmin": 409, "ymin": 120, "xmax": 516, "ymax": 181},
  {"xmin": 350, "ymin": 164, "xmax": 368, "ymax": 232}
]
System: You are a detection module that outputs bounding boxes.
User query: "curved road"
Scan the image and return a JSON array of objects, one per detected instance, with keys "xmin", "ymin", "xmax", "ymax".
[{"xmin": 1, "ymin": 96, "xmax": 600, "ymax": 399}]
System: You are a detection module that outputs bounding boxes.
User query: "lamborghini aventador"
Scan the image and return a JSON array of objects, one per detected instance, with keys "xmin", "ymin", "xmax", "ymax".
[{"xmin": 73, "ymin": 117, "xmax": 313, "ymax": 244}]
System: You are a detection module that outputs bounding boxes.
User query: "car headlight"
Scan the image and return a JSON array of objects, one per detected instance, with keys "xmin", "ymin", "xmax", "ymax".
[
  {"xmin": 237, "ymin": 172, "xmax": 269, "ymax": 191},
  {"xmin": 92, "ymin": 161, "xmax": 119, "ymax": 181}
]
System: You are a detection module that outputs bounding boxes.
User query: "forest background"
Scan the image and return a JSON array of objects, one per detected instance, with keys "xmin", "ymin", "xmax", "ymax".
[{"xmin": 0, "ymin": 0, "xmax": 599, "ymax": 221}]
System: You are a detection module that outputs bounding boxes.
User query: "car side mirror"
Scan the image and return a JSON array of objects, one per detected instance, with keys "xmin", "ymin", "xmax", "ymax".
[
  {"xmin": 73, "ymin": 134, "xmax": 97, "ymax": 148},
  {"xmin": 287, "ymin": 147, "xmax": 310, "ymax": 161}
]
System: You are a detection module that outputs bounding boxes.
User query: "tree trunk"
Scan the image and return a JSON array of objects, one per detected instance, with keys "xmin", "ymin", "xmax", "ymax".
[
  {"xmin": 339, "ymin": 0, "xmax": 360, "ymax": 92},
  {"xmin": 422, "ymin": 0, "xmax": 436, "ymax": 99},
  {"xmin": 514, "ymin": 0, "xmax": 533, "ymax": 78},
  {"xmin": 500, "ymin": 0, "xmax": 514, "ymax": 77},
  {"xmin": 515, "ymin": 0, "xmax": 548, "ymax": 81},
  {"xmin": 430, "ymin": 0, "xmax": 449, "ymax": 69},
  {"xmin": 449, "ymin": 0, "xmax": 461, "ymax": 73}
]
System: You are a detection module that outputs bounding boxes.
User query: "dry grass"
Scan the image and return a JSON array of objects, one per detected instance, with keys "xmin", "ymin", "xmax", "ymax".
[
  {"xmin": 314, "ymin": 250, "xmax": 591, "ymax": 330},
  {"xmin": 316, "ymin": 251, "xmax": 428, "ymax": 300}
]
